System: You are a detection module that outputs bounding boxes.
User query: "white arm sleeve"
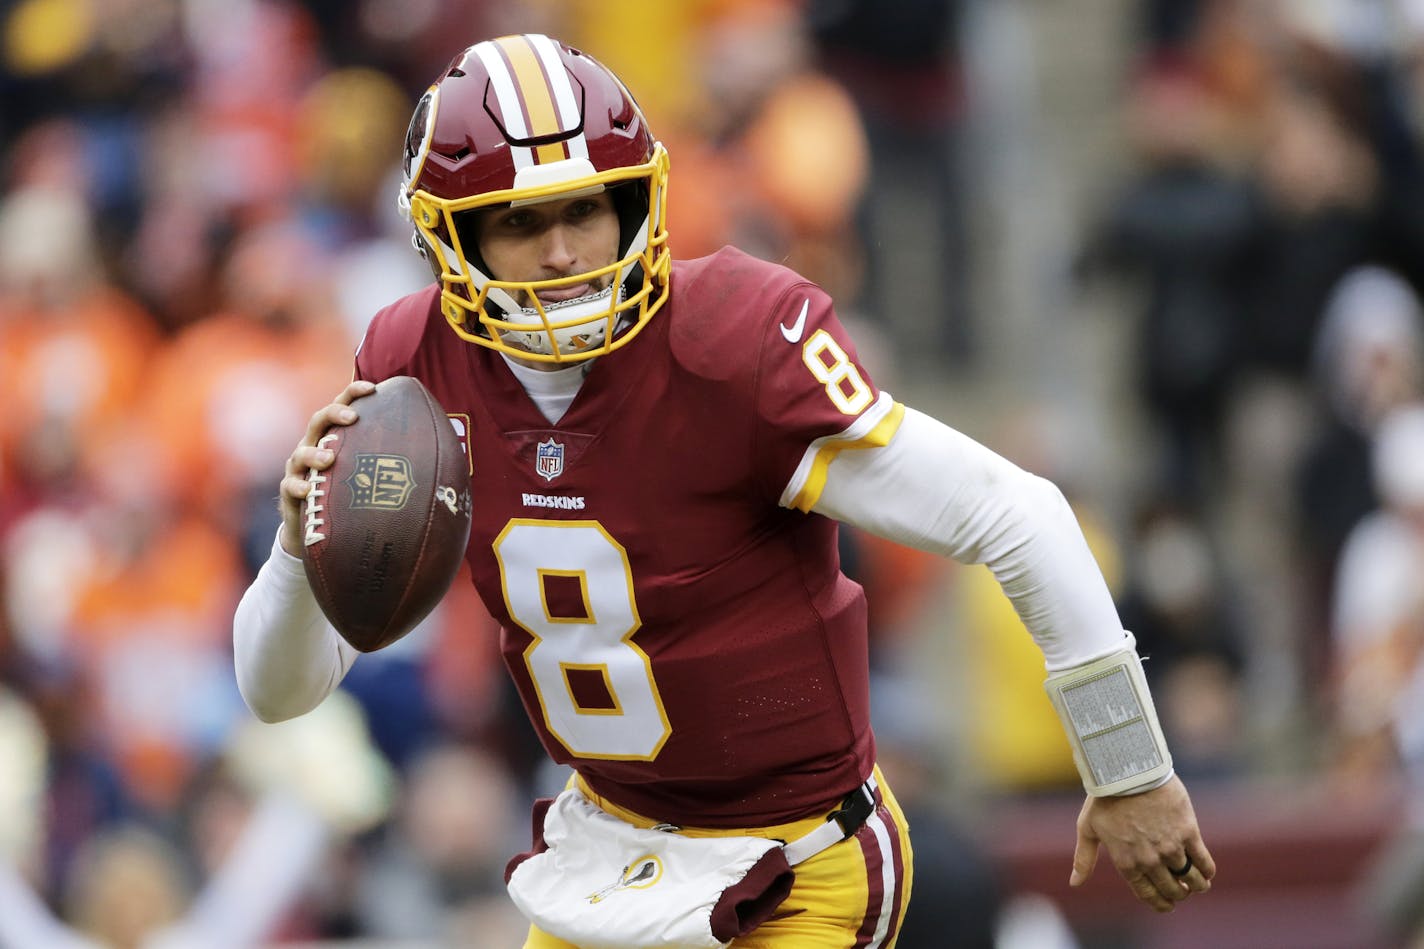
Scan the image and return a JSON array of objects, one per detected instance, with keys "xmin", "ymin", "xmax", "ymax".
[
  {"xmin": 810, "ymin": 406, "xmax": 1128, "ymax": 671},
  {"xmin": 232, "ymin": 531, "xmax": 358, "ymax": 723}
]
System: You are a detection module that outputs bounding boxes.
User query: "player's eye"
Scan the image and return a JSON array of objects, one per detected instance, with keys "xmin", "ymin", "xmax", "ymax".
[{"xmin": 499, "ymin": 209, "xmax": 538, "ymax": 230}]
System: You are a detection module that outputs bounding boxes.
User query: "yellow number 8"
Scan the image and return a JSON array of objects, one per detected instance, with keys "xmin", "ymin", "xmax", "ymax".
[{"xmin": 803, "ymin": 329, "xmax": 873, "ymax": 415}]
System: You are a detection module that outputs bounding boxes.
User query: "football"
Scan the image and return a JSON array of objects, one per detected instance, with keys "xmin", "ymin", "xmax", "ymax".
[{"xmin": 300, "ymin": 375, "xmax": 472, "ymax": 652}]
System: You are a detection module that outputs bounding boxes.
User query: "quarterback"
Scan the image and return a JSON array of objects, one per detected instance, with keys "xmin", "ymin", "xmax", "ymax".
[{"xmin": 234, "ymin": 34, "xmax": 1213, "ymax": 947}]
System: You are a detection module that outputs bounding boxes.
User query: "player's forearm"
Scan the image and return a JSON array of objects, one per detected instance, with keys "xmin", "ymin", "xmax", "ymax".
[
  {"xmin": 810, "ymin": 406, "xmax": 1126, "ymax": 670},
  {"xmin": 233, "ymin": 532, "xmax": 357, "ymax": 723},
  {"xmin": 814, "ymin": 407, "xmax": 1177, "ymax": 795}
]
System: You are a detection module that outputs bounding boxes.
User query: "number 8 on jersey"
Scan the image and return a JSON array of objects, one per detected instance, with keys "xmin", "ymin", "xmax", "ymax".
[{"xmin": 494, "ymin": 519, "xmax": 672, "ymax": 760}]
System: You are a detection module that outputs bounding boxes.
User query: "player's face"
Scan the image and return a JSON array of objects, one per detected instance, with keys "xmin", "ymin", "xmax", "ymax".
[{"xmin": 474, "ymin": 193, "xmax": 620, "ymax": 308}]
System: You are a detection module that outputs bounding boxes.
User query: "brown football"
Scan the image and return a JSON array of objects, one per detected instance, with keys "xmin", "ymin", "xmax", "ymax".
[{"xmin": 300, "ymin": 375, "xmax": 471, "ymax": 652}]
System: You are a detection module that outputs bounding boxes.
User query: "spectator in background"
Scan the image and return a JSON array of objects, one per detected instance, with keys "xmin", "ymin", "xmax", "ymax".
[
  {"xmin": 1330, "ymin": 402, "xmax": 1424, "ymax": 784},
  {"xmin": 354, "ymin": 742, "xmax": 528, "ymax": 945},
  {"xmin": 1331, "ymin": 403, "xmax": 1424, "ymax": 943},
  {"xmin": 1245, "ymin": 54, "xmax": 1383, "ymax": 380},
  {"xmin": 294, "ymin": 67, "xmax": 433, "ymax": 344},
  {"xmin": 806, "ymin": 0, "xmax": 972, "ymax": 366},
  {"xmin": 0, "ymin": 175, "xmax": 174, "ymax": 877},
  {"xmin": 0, "ymin": 690, "xmax": 394, "ymax": 949},
  {"xmin": 1116, "ymin": 497, "xmax": 1248, "ymax": 781},
  {"xmin": 61, "ymin": 827, "xmax": 189, "ymax": 949},
  {"xmin": 1295, "ymin": 266, "xmax": 1424, "ymax": 661},
  {"xmin": 1077, "ymin": 56, "xmax": 1264, "ymax": 504},
  {"xmin": 134, "ymin": 220, "xmax": 352, "ymax": 565},
  {"xmin": 0, "ymin": 176, "xmax": 161, "ymax": 530}
]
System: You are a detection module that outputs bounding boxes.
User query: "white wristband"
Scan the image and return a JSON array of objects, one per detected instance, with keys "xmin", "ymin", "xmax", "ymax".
[{"xmin": 1044, "ymin": 641, "xmax": 1174, "ymax": 796}]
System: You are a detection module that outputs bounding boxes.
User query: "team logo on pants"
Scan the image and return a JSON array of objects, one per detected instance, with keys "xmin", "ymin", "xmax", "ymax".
[
  {"xmin": 536, "ymin": 437, "xmax": 565, "ymax": 482},
  {"xmin": 586, "ymin": 855, "xmax": 663, "ymax": 904}
]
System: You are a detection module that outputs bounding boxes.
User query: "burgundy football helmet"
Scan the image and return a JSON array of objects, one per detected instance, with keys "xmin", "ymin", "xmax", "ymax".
[{"xmin": 398, "ymin": 34, "xmax": 671, "ymax": 363}]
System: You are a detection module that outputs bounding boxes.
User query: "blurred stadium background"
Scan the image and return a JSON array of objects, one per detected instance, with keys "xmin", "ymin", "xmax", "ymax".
[{"xmin": 3, "ymin": 0, "xmax": 1424, "ymax": 946}]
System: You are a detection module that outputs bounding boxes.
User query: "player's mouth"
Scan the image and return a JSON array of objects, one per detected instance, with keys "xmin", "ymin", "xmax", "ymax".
[{"xmin": 535, "ymin": 282, "xmax": 595, "ymax": 305}]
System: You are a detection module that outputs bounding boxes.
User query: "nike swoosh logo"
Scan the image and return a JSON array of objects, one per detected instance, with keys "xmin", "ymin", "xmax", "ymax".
[{"xmin": 780, "ymin": 299, "xmax": 810, "ymax": 343}]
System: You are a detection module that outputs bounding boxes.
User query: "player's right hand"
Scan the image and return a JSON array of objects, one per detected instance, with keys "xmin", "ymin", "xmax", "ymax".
[
  {"xmin": 1071, "ymin": 774, "xmax": 1215, "ymax": 913},
  {"xmin": 278, "ymin": 380, "xmax": 378, "ymax": 557}
]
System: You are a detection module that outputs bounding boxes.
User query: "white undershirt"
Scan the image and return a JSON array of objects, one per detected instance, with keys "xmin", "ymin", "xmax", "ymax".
[
  {"xmin": 233, "ymin": 385, "xmax": 1127, "ymax": 722},
  {"xmin": 501, "ymin": 354, "xmax": 586, "ymax": 425}
]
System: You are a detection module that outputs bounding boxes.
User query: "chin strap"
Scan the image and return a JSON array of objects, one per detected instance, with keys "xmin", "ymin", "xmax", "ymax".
[{"xmin": 1044, "ymin": 635, "xmax": 1175, "ymax": 797}]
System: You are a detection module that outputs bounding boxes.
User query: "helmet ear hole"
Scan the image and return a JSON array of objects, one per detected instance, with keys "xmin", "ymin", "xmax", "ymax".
[
  {"xmin": 610, "ymin": 181, "xmax": 649, "ymax": 257},
  {"xmin": 414, "ymin": 234, "xmax": 442, "ymax": 282}
]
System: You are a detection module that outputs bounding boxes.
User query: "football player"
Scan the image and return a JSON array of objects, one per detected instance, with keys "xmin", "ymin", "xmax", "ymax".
[{"xmin": 234, "ymin": 34, "xmax": 1214, "ymax": 947}]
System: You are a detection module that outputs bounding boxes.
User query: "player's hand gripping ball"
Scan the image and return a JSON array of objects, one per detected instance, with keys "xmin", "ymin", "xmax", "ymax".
[{"xmin": 300, "ymin": 376, "xmax": 471, "ymax": 652}]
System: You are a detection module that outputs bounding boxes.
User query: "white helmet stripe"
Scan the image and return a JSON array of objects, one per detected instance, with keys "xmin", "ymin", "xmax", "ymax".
[
  {"xmin": 526, "ymin": 33, "xmax": 587, "ymax": 160},
  {"xmin": 470, "ymin": 40, "xmax": 534, "ymax": 171}
]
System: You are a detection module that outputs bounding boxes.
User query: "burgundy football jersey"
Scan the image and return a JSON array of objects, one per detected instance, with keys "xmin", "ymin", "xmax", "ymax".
[{"xmin": 354, "ymin": 247, "xmax": 904, "ymax": 827}]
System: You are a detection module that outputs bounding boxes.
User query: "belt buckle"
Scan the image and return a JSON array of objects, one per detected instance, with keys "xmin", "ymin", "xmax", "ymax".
[{"xmin": 828, "ymin": 779, "xmax": 877, "ymax": 840}]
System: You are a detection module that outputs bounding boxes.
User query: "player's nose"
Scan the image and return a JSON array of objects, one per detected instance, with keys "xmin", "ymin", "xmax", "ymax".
[{"xmin": 540, "ymin": 224, "xmax": 578, "ymax": 272}]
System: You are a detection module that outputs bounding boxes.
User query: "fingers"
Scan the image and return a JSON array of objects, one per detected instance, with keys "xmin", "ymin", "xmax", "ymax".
[
  {"xmin": 1070, "ymin": 798, "xmax": 1100, "ymax": 887},
  {"xmin": 1171, "ymin": 862, "xmax": 1212, "ymax": 896},
  {"xmin": 298, "ymin": 380, "xmax": 377, "ymax": 454},
  {"xmin": 289, "ymin": 382, "xmax": 377, "ymax": 471},
  {"xmin": 1186, "ymin": 835, "xmax": 1217, "ymax": 883},
  {"xmin": 1113, "ymin": 856, "xmax": 1187, "ymax": 913},
  {"xmin": 285, "ymin": 437, "xmax": 339, "ymax": 484},
  {"xmin": 1069, "ymin": 843, "xmax": 1099, "ymax": 888},
  {"xmin": 1171, "ymin": 836, "xmax": 1216, "ymax": 896},
  {"xmin": 1126, "ymin": 867, "xmax": 1179, "ymax": 913},
  {"xmin": 1117, "ymin": 843, "xmax": 1213, "ymax": 913},
  {"xmin": 335, "ymin": 378, "xmax": 378, "ymax": 405},
  {"xmin": 276, "ymin": 380, "xmax": 378, "ymax": 556}
]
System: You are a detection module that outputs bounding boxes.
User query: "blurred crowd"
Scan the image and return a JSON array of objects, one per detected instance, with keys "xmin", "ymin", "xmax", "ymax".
[{"xmin": 4, "ymin": 0, "xmax": 1424, "ymax": 945}]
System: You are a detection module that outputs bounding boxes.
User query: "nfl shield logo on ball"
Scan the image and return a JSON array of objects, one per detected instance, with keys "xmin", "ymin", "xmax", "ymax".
[
  {"xmin": 535, "ymin": 438, "xmax": 564, "ymax": 482},
  {"xmin": 347, "ymin": 453, "xmax": 415, "ymax": 509}
]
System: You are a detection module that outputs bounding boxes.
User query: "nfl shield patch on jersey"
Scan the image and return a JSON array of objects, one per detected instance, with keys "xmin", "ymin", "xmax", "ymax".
[{"xmin": 536, "ymin": 437, "xmax": 565, "ymax": 482}]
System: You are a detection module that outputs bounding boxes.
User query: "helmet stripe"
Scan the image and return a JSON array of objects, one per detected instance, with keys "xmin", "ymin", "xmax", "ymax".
[
  {"xmin": 496, "ymin": 35, "xmax": 568, "ymax": 165},
  {"xmin": 526, "ymin": 33, "xmax": 588, "ymax": 160},
  {"xmin": 470, "ymin": 40, "xmax": 535, "ymax": 171}
]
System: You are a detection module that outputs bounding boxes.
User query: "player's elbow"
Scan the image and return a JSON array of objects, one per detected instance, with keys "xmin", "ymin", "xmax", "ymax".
[
  {"xmin": 251, "ymin": 707, "xmax": 287, "ymax": 725},
  {"xmin": 1019, "ymin": 470, "xmax": 1075, "ymax": 522},
  {"xmin": 236, "ymin": 674, "xmax": 322, "ymax": 724},
  {"xmin": 989, "ymin": 469, "xmax": 1081, "ymax": 554},
  {"xmin": 240, "ymin": 690, "xmax": 299, "ymax": 725}
]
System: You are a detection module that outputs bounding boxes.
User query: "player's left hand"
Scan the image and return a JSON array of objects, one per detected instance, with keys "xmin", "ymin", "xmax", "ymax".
[{"xmin": 1070, "ymin": 774, "xmax": 1214, "ymax": 912}]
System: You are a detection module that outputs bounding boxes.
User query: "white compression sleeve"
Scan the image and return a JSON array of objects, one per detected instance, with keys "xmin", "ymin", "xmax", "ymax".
[
  {"xmin": 810, "ymin": 406, "xmax": 1128, "ymax": 671},
  {"xmin": 232, "ymin": 531, "xmax": 358, "ymax": 723}
]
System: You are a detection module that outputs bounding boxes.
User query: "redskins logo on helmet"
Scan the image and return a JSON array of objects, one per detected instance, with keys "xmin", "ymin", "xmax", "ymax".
[{"xmin": 398, "ymin": 33, "xmax": 671, "ymax": 364}]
